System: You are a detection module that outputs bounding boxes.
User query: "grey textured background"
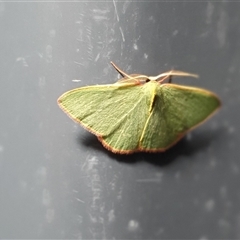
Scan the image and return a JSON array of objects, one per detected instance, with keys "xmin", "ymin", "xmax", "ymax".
[{"xmin": 0, "ymin": 1, "xmax": 239, "ymax": 239}]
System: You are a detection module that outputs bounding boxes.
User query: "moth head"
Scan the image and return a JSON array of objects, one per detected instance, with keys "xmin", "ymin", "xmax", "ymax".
[
  {"xmin": 116, "ymin": 74, "xmax": 151, "ymax": 84},
  {"xmin": 111, "ymin": 61, "xmax": 198, "ymax": 85}
]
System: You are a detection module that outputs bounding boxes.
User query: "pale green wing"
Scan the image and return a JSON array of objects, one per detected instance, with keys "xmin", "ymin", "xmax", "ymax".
[
  {"xmin": 140, "ymin": 83, "xmax": 221, "ymax": 151},
  {"xmin": 58, "ymin": 83, "xmax": 152, "ymax": 153}
]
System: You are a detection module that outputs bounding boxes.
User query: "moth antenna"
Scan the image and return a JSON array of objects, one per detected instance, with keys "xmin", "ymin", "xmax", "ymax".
[
  {"xmin": 111, "ymin": 61, "xmax": 132, "ymax": 78},
  {"xmin": 111, "ymin": 61, "xmax": 143, "ymax": 83},
  {"xmin": 149, "ymin": 70, "xmax": 199, "ymax": 82},
  {"xmin": 158, "ymin": 75, "xmax": 170, "ymax": 83}
]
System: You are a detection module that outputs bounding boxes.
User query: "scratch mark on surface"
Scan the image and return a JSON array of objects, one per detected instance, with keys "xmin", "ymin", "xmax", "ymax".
[
  {"xmin": 92, "ymin": 8, "xmax": 109, "ymax": 22},
  {"xmin": 172, "ymin": 29, "xmax": 178, "ymax": 36},
  {"xmin": 133, "ymin": 43, "xmax": 138, "ymax": 50},
  {"xmin": 16, "ymin": 57, "xmax": 29, "ymax": 67},
  {"xmin": 204, "ymin": 199, "xmax": 215, "ymax": 212},
  {"xmin": 74, "ymin": 61, "xmax": 85, "ymax": 66},
  {"xmin": 217, "ymin": 9, "xmax": 227, "ymax": 48},
  {"xmin": 128, "ymin": 220, "xmax": 140, "ymax": 232},
  {"xmin": 136, "ymin": 178, "xmax": 161, "ymax": 183},
  {"xmin": 119, "ymin": 27, "xmax": 125, "ymax": 42},
  {"xmin": 112, "ymin": 0, "xmax": 119, "ymax": 22},
  {"xmin": 72, "ymin": 79, "xmax": 82, "ymax": 83},
  {"xmin": 76, "ymin": 198, "xmax": 85, "ymax": 203},
  {"xmin": 117, "ymin": 186, "xmax": 123, "ymax": 200},
  {"xmin": 108, "ymin": 209, "xmax": 116, "ymax": 223},
  {"xmin": 206, "ymin": 2, "xmax": 214, "ymax": 24},
  {"xmin": 94, "ymin": 53, "xmax": 100, "ymax": 62},
  {"xmin": 93, "ymin": 8, "xmax": 109, "ymax": 15},
  {"xmin": 122, "ymin": 1, "xmax": 130, "ymax": 14},
  {"xmin": 93, "ymin": 15, "xmax": 108, "ymax": 22},
  {"xmin": 86, "ymin": 25, "xmax": 93, "ymax": 61},
  {"xmin": 82, "ymin": 156, "xmax": 106, "ymax": 239}
]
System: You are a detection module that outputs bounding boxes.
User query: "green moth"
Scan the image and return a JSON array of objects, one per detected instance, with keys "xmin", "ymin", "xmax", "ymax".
[{"xmin": 58, "ymin": 62, "xmax": 221, "ymax": 154}]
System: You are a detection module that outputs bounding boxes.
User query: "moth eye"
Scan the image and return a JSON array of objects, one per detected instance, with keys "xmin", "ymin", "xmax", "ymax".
[{"xmin": 146, "ymin": 79, "xmax": 150, "ymax": 83}]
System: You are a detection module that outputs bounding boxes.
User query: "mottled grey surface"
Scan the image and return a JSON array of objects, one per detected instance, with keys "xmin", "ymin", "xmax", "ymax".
[{"xmin": 0, "ymin": 1, "xmax": 239, "ymax": 239}]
